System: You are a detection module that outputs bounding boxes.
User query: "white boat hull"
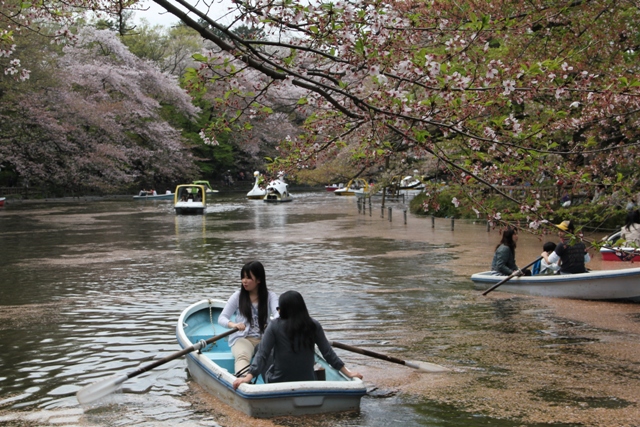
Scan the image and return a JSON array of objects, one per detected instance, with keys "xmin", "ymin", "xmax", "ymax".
[
  {"xmin": 174, "ymin": 200, "xmax": 205, "ymax": 214},
  {"xmin": 247, "ymin": 172, "xmax": 267, "ymax": 199},
  {"xmin": 471, "ymin": 268, "xmax": 640, "ymax": 301},
  {"xmin": 176, "ymin": 300, "xmax": 366, "ymax": 418},
  {"xmin": 133, "ymin": 193, "xmax": 174, "ymax": 201}
]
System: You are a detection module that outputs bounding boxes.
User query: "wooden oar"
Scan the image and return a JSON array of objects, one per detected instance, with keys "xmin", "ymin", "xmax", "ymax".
[
  {"xmin": 330, "ymin": 341, "xmax": 450, "ymax": 373},
  {"xmin": 76, "ymin": 327, "xmax": 238, "ymax": 405},
  {"xmin": 482, "ymin": 257, "xmax": 542, "ymax": 296}
]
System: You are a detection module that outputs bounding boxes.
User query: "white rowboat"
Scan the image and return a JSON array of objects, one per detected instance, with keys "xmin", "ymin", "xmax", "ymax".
[
  {"xmin": 176, "ymin": 299, "xmax": 366, "ymax": 418},
  {"xmin": 471, "ymin": 268, "xmax": 640, "ymax": 301}
]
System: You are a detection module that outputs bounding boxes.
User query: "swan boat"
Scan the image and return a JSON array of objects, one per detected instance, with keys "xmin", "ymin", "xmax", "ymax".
[
  {"xmin": 599, "ymin": 231, "xmax": 640, "ymax": 261},
  {"xmin": 471, "ymin": 267, "xmax": 640, "ymax": 301},
  {"xmin": 247, "ymin": 171, "xmax": 267, "ymax": 200},
  {"xmin": 264, "ymin": 175, "xmax": 292, "ymax": 203},
  {"xmin": 176, "ymin": 299, "xmax": 366, "ymax": 418},
  {"xmin": 174, "ymin": 184, "xmax": 207, "ymax": 215}
]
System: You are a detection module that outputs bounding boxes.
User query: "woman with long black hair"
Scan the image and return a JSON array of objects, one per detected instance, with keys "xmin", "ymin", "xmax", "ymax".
[
  {"xmin": 233, "ymin": 290, "xmax": 362, "ymax": 388},
  {"xmin": 218, "ymin": 261, "xmax": 279, "ymax": 375},
  {"xmin": 491, "ymin": 226, "xmax": 528, "ymax": 276}
]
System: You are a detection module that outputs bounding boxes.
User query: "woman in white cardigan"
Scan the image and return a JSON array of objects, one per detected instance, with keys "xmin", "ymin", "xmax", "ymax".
[
  {"xmin": 218, "ymin": 261, "xmax": 279, "ymax": 375},
  {"xmin": 621, "ymin": 210, "xmax": 640, "ymax": 246}
]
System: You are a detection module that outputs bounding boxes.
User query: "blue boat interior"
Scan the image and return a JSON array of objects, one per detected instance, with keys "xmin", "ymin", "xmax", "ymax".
[{"xmin": 184, "ymin": 305, "xmax": 347, "ymax": 383}]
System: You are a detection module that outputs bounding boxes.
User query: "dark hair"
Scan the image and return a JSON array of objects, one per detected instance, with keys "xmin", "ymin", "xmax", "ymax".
[
  {"xmin": 238, "ymin": 261, "xmax": 269, "ymax": 333},
  {"xmin": 277, "ymin": 290, "xmax": 316, "ymax": 352},
  {"xmin": 495, "ymin": 226, "xmax": 518, "ymax": 253},
  {"xmin": 543, "ymin": 241, "xmax": 556, "ymax": 253},
  {"xmin": 563, "ymin": 220, "xmax": 576, "ymax": 233},
  {"xmin": 624, "ymin": 210, "xmax": 640, "ymax": 232}
]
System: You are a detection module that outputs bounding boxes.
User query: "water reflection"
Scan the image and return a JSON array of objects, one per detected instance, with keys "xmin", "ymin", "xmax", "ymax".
[{"xmin": 0, "ymin": 193, "xmax": 638, "ymax": 426}]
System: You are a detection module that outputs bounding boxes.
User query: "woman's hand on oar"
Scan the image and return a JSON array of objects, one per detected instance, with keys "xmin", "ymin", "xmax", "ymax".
[
  {"xmin": 482, "ymin": 256, "xmax": 542, "ymax": 296},
  {"xmin": 76, "ymin": 327, "xmax": 238, "ymax": 405},
  {"xmin": 330, "ymin": 341, "xmax": 450, "ymax": 373}
]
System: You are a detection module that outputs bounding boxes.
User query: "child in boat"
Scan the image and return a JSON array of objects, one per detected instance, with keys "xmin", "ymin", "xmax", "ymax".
[
  {"xmin": 538, "ymin": 242, "xmax": 560, "ymax": 275},
  {"xmin": 218, "ymin": 261, "xmax": 279, "ymax": 376},
  {"xmin": 232, "ymin": 290, "xmax": 363, "ymax": 388}
]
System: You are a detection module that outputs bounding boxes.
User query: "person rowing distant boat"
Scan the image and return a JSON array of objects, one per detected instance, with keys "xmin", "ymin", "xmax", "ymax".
[{"xmin": 490, "ymin": 226, "xmax": 531, "ymax": 276}]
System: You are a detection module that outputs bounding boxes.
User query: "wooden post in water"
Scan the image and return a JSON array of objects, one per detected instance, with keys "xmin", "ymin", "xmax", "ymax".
[
  {"xmin": 388, "ymin": 207, "xmax": 392, "ymax": 222},
  {"xmin": 432, "ymin": 215, "xmax": 435, "ymax": 228},
  {"xmin": 381, "ymin": 206, "xmax": 384, "ymax": 218},
  {"xmin": 403, "ymin": 209, "xmax": 407, "ymax": 224},
  {"xmin": 487, "ymin": 221, "xmax": 490, "ymax": 232},
  {"xmin": 451, "ymin": 218, "xmax": 455, "ymax": 230}
]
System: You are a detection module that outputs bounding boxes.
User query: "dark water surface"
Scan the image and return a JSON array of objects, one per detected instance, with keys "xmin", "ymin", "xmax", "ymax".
[{"xmin": 1, "ymin": 191, "xmax": 638, "ymax": 427}]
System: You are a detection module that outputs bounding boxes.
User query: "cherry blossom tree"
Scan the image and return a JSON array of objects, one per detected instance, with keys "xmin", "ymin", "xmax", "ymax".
[
  {"xmin": 0, "ymin": 27, "xmax": 199, "ymax": 193},
  {"xmin": 4, "ymin": 0, "xmax": 640, "ymax": 223},
  {"xmin": 150, "ymin": 0, "xmax": 640, "ymax": 223}
]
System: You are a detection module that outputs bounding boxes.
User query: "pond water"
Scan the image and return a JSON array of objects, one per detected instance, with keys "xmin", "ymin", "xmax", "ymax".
[{"xmin": 1, "ymin": 190, "xmax": 639, "ymax": 427}]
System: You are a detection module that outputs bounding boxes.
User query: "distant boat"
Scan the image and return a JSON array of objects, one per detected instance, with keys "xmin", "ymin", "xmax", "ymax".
[
  {"xmin": 325, "ymin": 184, "xmax": 343, "ymax": 192},
  {"xmin": 0, "ymin": 197, "xmax": 5, "ymax": 207},
  {"xmin": 600, "ymin": 231, "xmax": 640, "ymax": 261},
  {"xmin": 264, "ymin": 175, "xmax": 292, "ymax": 203},
  {"xmin": 133, "ymin": 191, "xmax": 174, "ymax": 201},
  {"xmin": 390, "ymin": 175, "xmax": 424, "ymax": 191},
  {"xmin": 334, "ymin": 179, "xmax": 369, "ymax": 197},
  {"xmin": 174, "ymin": 184, "xmax": 208, "ymax": 215},
  {"xmin": 247, "ymin": 171, "xmax": 267, "ymax": 200},
  {"xmin": 193, "ymin": 180, "xmax": 219, "ymax": 197}
]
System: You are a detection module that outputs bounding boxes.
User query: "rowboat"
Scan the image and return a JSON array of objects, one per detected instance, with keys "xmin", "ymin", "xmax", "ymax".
[
  {"xmin": 176, "ymin": 299, "xmax": 366, "ymax": 418},
  {"xmin": 471, "ymin": 268, "xmax": 640, "ymax": 301},
  {"xmin": 133, "ymin": 192, "xmax": 174, "ymax": 201},
  {"xmin": 247, "ymin": 171, "xmax": 267, "ymax": 200},
  {"xmin": 174, "ymin": 184, "xmax": 207, "ymax": 215},
  {"xmin": 599, "ymin": 231, "xmax": 640, "ymax": 261},
  {"xmin": 264, "ymin": 174, "xmax": 292, "ymax": 203}
]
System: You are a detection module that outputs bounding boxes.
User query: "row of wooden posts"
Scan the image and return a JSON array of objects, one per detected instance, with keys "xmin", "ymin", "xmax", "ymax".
[{"xmin": 356, "ymin": 197, "xmax": 461, "ymax": 229}]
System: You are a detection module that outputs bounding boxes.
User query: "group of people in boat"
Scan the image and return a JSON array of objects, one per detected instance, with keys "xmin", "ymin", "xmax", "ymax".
[
  {"xmin": 491, "ymin": 219, "xmax": 591, "ymax": 277},
  {"xmin": 179, "ymin": 188, "xmax": 203, "ymax": 202},
  {"xmin": 218, "ymin": 261, "xmax": 363, "ymax": 389}
]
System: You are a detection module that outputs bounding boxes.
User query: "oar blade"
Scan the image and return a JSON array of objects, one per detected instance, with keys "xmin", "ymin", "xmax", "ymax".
[
  {"xmin": 405, "ymin": 360, "xmax": 451, "ymax": 373},
  {"xmin": 76, "ymin": 374, "xmax": 128, "ymax": 405}
]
